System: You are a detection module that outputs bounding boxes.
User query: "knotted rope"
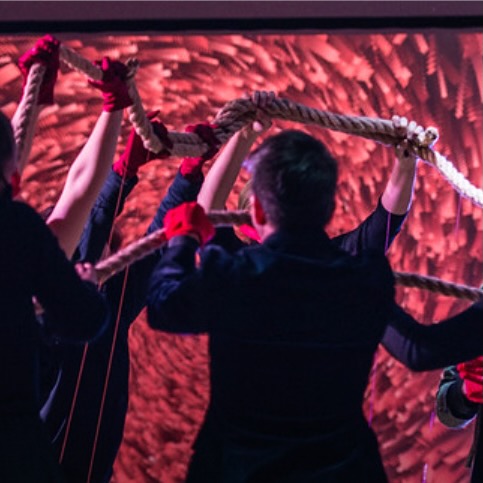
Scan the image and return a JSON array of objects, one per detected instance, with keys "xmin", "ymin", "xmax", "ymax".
[
  {"xmin": 53, "ymin": 44, "xmax": 482, "ymax": 208},
  {"xmin": 94, "ymin": 210, "xmax": 251, "ymax": 283},
  {"xmin": 15, "ymin": 40, "xmax": 483, "ymax": 301},
  {"xmin": 94, "ymin": 210, "xmax": 483, "ymax": 302}
]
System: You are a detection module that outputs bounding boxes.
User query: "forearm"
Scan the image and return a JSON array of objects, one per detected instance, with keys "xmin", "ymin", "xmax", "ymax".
[
  {"xmin": 198, "ymin": 129, "xmax": 258, "ymax": 210},
  {"xmin": 382, "ymin": 303, "xmax": 483, "ymax": 371},
  {"xmin": 147, "ymin": 236, "xmax": 201, "ymax": 332},
  {"xmin": 75, "ymin": 170, "xmax": 137, "ymax": 262},
  {"xmin": 381, "ymin": 159, "xmax": 417, "ymax": 215},
  {"xmin": 47, "ymin": 110, "xmax": 123, "ymax": 257}
]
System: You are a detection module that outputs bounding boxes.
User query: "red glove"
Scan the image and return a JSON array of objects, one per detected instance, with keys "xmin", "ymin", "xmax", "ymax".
[
  {"xmin": 10, "ymin": 170, "xmax": 21, "ymax": 197},
  {"xmin": 164, "ymin": 202, "xmax": 215, "ymax": 247},
  {"xmin": 457, "ymin": 356, "xmax": 483, "ymax": 404},
  {"xmin": 112, "ymin": 111, "xmax": 172, "ymax": 178},
  {"xmin": 180, "ymin": 123, "xmax": 220, "ymax": 181},
  {"xmin": 237, "ymin": 224, "xmax": 261, "ymax": 244},
  {"xmin": 88, "ymin": 57, "xmax": 132, "ymax": 112},
  {"xmin": 18, "ymin": 34, "xmax": 60, "ymax": 105}
]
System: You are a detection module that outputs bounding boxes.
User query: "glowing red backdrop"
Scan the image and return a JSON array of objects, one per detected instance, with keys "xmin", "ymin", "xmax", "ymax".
[{"xmin": 0, "ymin": 31, "xmax": 481, "ymax": 482}]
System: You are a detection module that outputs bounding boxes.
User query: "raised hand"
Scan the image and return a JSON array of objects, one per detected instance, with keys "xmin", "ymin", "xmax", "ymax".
[
  {"xmin": 18, "ymin": 34, "xmax": 60, "ymax": 105},
  {"xmin": 88, "ymin": 57, "xmax": 132, "ymax": 112}
]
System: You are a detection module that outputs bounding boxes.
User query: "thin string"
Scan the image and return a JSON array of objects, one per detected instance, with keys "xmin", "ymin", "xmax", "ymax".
[
  {"xmin": 454, "ymin": 193, "xmax": 462, "ymax": 241},
  {"xmin": 59, "ymin": 342, "xmax": 89, "ymax": 463},
  {"xmin": 59, "ymin": 161, "xmax": 131, "ymax": 473},
  {"xmin": 86, "ymin": 151, "xmax": 147, "ymax": 481},
  {"xmin": 87, "ymin": 266, "xmax": 130, "ymax": 482}
]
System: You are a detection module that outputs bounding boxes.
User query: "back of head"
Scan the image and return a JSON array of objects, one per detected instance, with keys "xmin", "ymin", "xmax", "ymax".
[
  {"xmin": 248, "ymin": 130, "xmax": 338, "ymax": 231},
  {"xmin": 0, "ymin": 111, "xmax": 15, "ymax": 174}
]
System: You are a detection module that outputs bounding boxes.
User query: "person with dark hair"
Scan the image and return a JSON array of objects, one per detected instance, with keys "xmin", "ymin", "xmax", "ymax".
[
  {"xmin": 40, "ymin": 117, "xmax": 220, "ymax": 483},
  {"xmin": 436, "ymin": 356, "xmax": 482, "ymax": 482},
  {"xmin": 147, "ymin": 128, "xmax": 483, "ymax": 482},
  {"xmin": 0, "ymin": 110, "xmax": 108, "ymax": 482}
]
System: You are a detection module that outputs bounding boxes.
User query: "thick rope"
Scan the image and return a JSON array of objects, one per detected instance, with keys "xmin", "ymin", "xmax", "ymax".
[
  {"xmin": 55, "ymin": 45, "xmax": 482, "ymax": 208},
  {"xmin": 94, "ymin": 210, "xmax": 482, "ymax": 302},
  {"xmin": 394, "ymin": 272, "xmax": 483, "ymax": 302},
  {"xmin": 94, "ymin": 210, "xmax": 251, "ymax": 283},
  {"xmin": 13, "ymin": 63, "xmax": 46, "ymax": 162}
]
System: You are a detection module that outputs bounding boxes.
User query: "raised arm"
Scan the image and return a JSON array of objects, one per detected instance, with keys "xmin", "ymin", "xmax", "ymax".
[
  {"xmin": 197, "ymin": 91, "xmax": 273, "ymax": 211},
  {"xmin": 380, "ymin": 116, "xmax": 421, "ymax": 215},
  {"xmin": 11, "ymin": 35, "xmax": 60, "ymax": 177},
  {"xmin": 333, "ymin": 117, "xmax": 422, "ymax": 255},
  {"xmin": 46, "ymin": 57, "xmax": 132, "ymax": 259}
]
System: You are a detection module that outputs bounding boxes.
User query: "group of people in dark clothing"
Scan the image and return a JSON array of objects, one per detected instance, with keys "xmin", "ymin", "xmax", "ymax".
[{"xmin": 1, "ymin": 35, "xmax": 482, "ymax": 483}]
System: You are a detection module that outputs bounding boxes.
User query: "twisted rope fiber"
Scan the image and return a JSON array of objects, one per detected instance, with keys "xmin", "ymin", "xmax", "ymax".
[
  {"xmin": 56, "ymin": 45, "xmax": 483, "ymax": 208},
  {"xmin": 13, "ymin": 63, "xmax": 46, "ymax": 161},
  {"xmin": 94, "ymin": 210, "xmax": 251, "ymax": 282},
  {"xmin": 394, "ymin": 272, "xmax": 483, "ymax": 302},
  {"xmin": 94, "ymin": 210, "xmax": 482, "ymax": 302}
]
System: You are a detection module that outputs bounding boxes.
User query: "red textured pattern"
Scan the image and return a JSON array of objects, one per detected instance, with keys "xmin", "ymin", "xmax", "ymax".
[{"xmin": 0, "ymin": 32, "xmax": 481, "ymax": 482}]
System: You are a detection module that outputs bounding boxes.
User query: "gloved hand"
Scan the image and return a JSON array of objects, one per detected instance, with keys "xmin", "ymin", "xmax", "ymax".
[
  {"xmin": 180, "ymin": 123, "xmax": 220, "ymax": 181},
  {"xmin": 112, "ymin": 110, "xmax": 172, "ymax": 178},
  {"xmin": 164, "ymin": 202, "xmax": 215, "ymax": 247},
  {"xmin": 18, "ymin": 34, "xmax": 60, "ymax": 105},
  {"xmin": 10, "ymin": 170, "xmax": 21, "ymax": 197},
  {"xmin": 457, "ymin": 356, "xmax": 483, "ymax": 404},
  {"xmin": 88, "ymin": 57, "xmax": 132, "ymax": 112}
]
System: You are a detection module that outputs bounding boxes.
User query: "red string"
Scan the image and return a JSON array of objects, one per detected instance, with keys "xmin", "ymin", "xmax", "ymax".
[
  {"xmin": 86, "ymin": 163, "xmax": 135, "ymax": 481},
  {"xmin": 59, "ymin": 158, "xmax": 132, "ymax": 475},
  {"xmin": 87, "ymin": 266, "xmax": 130, "ymax": 482},
  {"xmin": 59, "ymin": 342, "xmax": 89, "ymax": 463}
]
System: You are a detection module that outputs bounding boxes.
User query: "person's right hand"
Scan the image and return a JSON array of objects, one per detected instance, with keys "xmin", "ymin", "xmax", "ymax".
[
  {"xmin": 163, "ymin": 202, "xmax": 215, "ymax": 247},
  {"xmin": 75, "ymin": 262, "xmax": 99, "ymax": 285},
  {"xmin": 392, "ymin": 115, "xmax": 423, "ymax": 171},
  {"xmin": 457, "ymin": 356, "xmax": 483, "ymax": 404},
  {"xmin": 18, "ymin": 34, "xmax": 60, "ymax": 105}
]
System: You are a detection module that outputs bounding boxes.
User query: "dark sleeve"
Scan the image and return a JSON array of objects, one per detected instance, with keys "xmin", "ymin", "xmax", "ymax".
[
  {"xmin": 146, "ymin": 171, "xmax": 203, "ymax": 235},
  {"xmin": 332, "ymin": 198, "xmax": 407, "ymax": 255},
  {"xmin": 436, "ymin": 366, "xmax": 479, "ymax": 427},
  {"xmin": 209, "ymin": 226, "xmax": 246, "ymax": 254},
  {"xmin": 24, "ymin": 206, "xmax": 108, "ymax": 342},
  {"xmin": 382, "ymin": 302, "xmax": 483, "ymax": 371},
  {"xmin": 103, "ymin": 171, "xmax": 204, "ymax": 324},
  {"xmin": 147, "ymin": 236, "xmax": 229, "ymax": 334},
  {"xmin": 74, "ymin": 169, "xmax": 138, "ymax": 263}
]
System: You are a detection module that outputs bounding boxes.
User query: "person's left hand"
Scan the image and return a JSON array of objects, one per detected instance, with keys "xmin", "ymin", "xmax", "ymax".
[
  {"xmin": 88, "ymin": 57, "xmax": 133, "ymax": 112},
  {"xmin": 163, "ymin": 202, "xmax": 215, "ymax": 246},
  {"xmin": 75, "ymin": 262, "xmax": 99, "ymax": 285}
]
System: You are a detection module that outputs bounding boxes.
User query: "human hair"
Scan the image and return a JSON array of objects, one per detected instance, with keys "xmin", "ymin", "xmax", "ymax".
[
  {"xmin": 0, "ymin": 110, "xmax": 15, "ymax": 172},
  {"xmin": 248, "ymin": 130, "xmax": 338, "ymax": 230}
]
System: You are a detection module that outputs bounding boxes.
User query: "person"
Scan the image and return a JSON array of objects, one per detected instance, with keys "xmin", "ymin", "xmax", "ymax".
[
  {"xmin": 0, "ymin": 110, "xmax": 108, "ymax": 482},
  {"xmin": 436, "ymin": 356, "xmax": 482, "ymax": 483},
  {"xmin": 40, "ymin": 117, "xmax": 220, "ymax": 483},
  {"xmin": 198, "ymin": 92, "xmax": 420, "ymax": 257},
  {"xmin": 13, "ymin": 35, "xmax": 131, "ymax": 259},
  {"xmin": 146, "ymin": 129, "xmax": 483, "ymax": 482}
]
